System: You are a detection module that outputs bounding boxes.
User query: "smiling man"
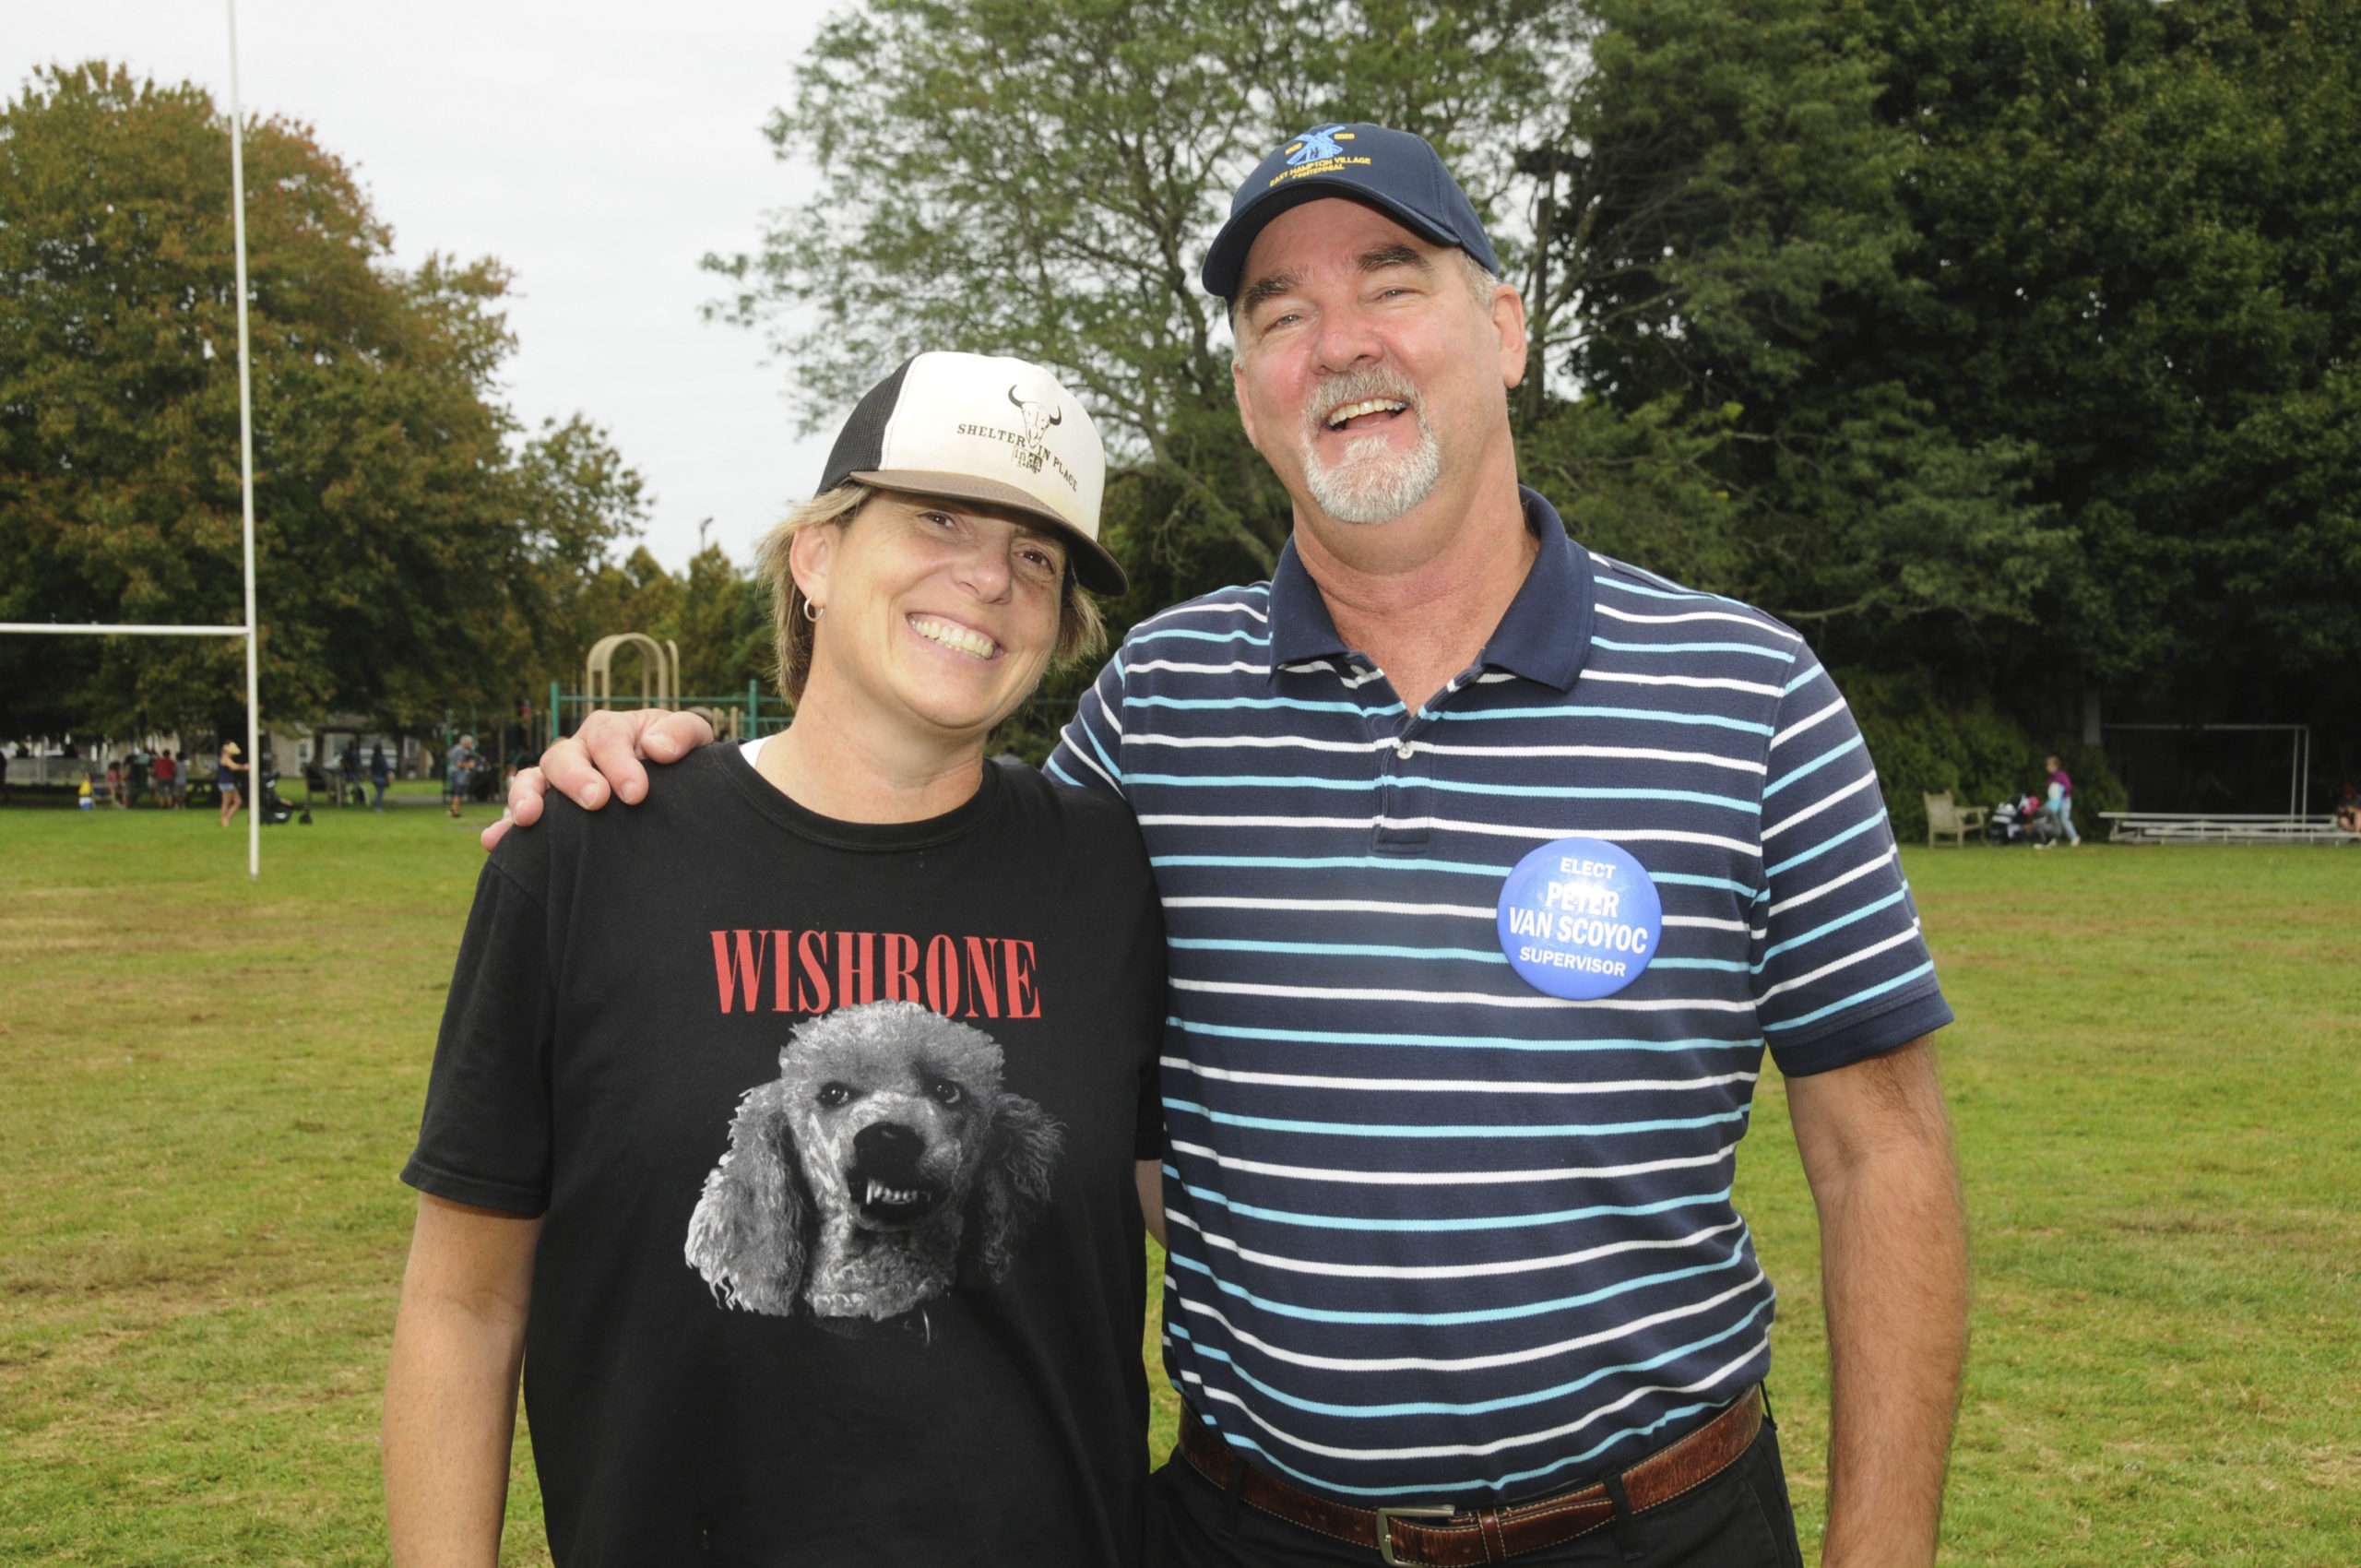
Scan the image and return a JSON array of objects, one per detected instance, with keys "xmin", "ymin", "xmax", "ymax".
[
  {"xmin": 502, "ymin": 125, "xmax": 1969, "ymax": 1568},
  {"xmin": 1051, "ymin": 125, "xmax": 1968, "ymax": 1568}
]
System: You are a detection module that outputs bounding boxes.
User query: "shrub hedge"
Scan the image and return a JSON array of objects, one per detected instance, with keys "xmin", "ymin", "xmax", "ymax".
[{"xmin": 1833, "ymin": 669, "xmax": 2126, "ymax": 845}]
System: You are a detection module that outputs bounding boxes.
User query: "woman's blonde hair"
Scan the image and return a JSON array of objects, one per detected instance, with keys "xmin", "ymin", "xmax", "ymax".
[{"xmin": 754, "ymin": 483, "xmax": 1107, "ymax": 703}]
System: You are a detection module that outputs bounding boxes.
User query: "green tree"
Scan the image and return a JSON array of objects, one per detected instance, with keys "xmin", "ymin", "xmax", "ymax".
[
  {"xmin": 714, "ymin": 0, "xmax": 2357, "ymax": 774},
  {"xmin": 1554, "ymin": 0, "xmax": 2361, "ymax": 732},
  {"xmin": 706, "ymin": 0, "xmax": 1554, "ymax": 609},
  {"xmin": 669, "ymin": 544, "xmax": 775, "ymax": 697},
  {"xmin": 1857, "ymin": 0, "xmax": 2361, "ymax": 718},
  {"xmin": 495, "ymin": 411, "xmax": 658, "ymax": 704},
  {"xmin": 711, "ymin": 0, "xmax": 2079, "ymax": 643},
  {"xmin": 1528, "ymin": 0, "xmax": 2067, "ymax": 637},
  {"xmin": 0, "ymin": 63, "xmax": 647, "ymax": 742}
]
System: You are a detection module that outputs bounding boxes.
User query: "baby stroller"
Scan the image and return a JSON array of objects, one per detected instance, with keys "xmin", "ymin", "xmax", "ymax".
[
  {"xmin": 1986, "ymin": 792, "xmax": 2061, "ymax": 846},
  {"xmin": 255, "ymin": 770, "xmax": 299, "ymax": 826}
]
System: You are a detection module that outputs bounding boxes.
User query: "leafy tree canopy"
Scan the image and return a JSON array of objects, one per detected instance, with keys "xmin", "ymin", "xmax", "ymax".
[
  {"xmin": 706, "ymin": 0, "xmax": 1557, "ymax": 599},
  {"xmin": 718, "ymin": 0, "xmax": 2357, "ymax": 755},
  {"xmin": 1560, "ymin": 0, "xmax": 2361, "ymax": 725},
  {"xmin": 0, "ymin": 63, "xmax": 650, "ymax": 741}
]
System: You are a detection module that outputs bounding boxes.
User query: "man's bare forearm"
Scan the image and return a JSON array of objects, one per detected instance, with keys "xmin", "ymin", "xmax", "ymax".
[{"xmin": 1788, "ymin": 1039, "xmax": 1969, "ymax": 1568}]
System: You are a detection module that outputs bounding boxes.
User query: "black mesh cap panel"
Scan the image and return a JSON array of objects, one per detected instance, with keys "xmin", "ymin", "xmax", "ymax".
[{"xmin": 816, "ymin": 356, "xmax": 917, "ymax": 496}]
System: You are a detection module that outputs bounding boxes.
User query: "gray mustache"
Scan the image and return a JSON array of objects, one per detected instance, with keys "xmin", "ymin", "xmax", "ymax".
[{"xmin": 1306, "ymin": 369, "xmax": 1423, "ymax": 435}]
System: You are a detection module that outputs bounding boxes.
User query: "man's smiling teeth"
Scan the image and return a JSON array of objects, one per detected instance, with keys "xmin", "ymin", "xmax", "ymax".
[
  {"xmin": 909, "ymin": 615, "xmax": 999, "ymax": 659},
  {"xmin": 865, "ymin": 1180, "xmax": 921, "ymax": 1206},
  {"xmin": 1327, "ymin": 398, "xmax": 1407, "ymax": 429}
]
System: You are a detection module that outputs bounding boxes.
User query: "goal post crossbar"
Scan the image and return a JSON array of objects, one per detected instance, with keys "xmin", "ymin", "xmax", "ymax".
[{"xmin": 0, "ymin": 624, "xmax": 250, "ymax": 636}]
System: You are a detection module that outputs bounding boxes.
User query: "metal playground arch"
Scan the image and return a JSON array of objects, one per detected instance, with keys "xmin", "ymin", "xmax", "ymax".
[{"xmin": 549, "ymin": 629, "xmax": 787, "ymax": 743}]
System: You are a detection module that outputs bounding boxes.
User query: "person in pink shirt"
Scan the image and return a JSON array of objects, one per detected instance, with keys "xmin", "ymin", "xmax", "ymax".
[{"xmin": 2045, "ymin": 754, "xmax": 2080, "ymax": 846}]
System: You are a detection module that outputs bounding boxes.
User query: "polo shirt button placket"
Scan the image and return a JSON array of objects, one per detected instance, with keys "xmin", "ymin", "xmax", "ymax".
[{"xmin": 1374, "ymin": 679, "xmax": 1450, "ymax": 854}]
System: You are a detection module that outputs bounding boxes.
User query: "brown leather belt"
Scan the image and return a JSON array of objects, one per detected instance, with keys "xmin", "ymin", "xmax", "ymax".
[{"xmin": 1177, "ymin": 1385, "xmax": 1764, "ymax": 1566}]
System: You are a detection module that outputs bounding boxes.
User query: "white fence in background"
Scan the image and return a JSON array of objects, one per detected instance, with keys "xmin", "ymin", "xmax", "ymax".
[{"xmin": 6, "ymin": 756, "xmax": 94, "ymax": 787}]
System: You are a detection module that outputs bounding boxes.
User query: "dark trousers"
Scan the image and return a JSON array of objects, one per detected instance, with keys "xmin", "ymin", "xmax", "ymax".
[{"xmin": 1147, "ymin": 1418, "xmax": 1805, "ymax": 1568}]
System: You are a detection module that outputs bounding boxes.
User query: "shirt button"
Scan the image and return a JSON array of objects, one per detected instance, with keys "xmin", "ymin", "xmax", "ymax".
[{"xmin": 1394, "ymin": 741, "xmax": 1415, "ymax": 760}]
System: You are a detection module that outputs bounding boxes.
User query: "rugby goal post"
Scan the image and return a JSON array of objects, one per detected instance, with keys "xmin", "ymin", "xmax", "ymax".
[{"xmin": 2, "ymin": 1, "xmax": 264, "ymax": 879}]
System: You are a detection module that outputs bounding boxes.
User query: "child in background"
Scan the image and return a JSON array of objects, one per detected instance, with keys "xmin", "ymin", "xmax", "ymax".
[{"xmin": 2045, "ymin": 754, "xmax": 2080, "ymax": 846}]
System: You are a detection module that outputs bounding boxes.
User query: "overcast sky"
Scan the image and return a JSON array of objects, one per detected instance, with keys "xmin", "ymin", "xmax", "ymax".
[{"xmin": 6, "ymin": 0, "xmax": 835, "ymax": 571}]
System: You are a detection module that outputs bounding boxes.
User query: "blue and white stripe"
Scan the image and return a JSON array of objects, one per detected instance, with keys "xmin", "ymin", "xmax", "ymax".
[{"xmin": 1047, "ymin": 487, "xmax": 1951, "ymax": 1504}]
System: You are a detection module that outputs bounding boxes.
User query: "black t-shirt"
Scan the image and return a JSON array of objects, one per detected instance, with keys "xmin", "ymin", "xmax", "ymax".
[{"xmin": 403, "ymin": 744, "xmax": 1167, "ymax": 1567}]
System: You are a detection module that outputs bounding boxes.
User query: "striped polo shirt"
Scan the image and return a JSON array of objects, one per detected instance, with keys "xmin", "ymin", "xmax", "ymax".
[{"xmin": 1045, "ymin": 487, "xmax": 1951, "ymax": 1505}]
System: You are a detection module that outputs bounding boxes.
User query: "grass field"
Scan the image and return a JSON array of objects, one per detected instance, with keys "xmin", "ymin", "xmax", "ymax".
[{"xmin": 3, "ymin": 801, "xmax": 2355, "ymax": 1564}]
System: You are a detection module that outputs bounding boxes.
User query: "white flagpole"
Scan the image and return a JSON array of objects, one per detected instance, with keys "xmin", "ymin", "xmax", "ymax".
[{"xmin": 227, "ymin": 0, "xmax": 261, "ymax": 880}]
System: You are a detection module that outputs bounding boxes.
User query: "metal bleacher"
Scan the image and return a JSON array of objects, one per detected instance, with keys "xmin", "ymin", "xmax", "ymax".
[{"xmin": 2100, "ymin": 813, "xmax": 2355, "ymax": 846}]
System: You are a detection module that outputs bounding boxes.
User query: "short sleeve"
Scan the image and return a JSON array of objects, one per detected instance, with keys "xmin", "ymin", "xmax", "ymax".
[
  {"xmin": 1750, "ymin": 650, "xmax": 1953, "ymax": 1075},
  {"xmin": 400, "ymin": 858, "xmax": 557, "ymax": 1213},
  {"xmin": 1042, "ymin": 652, "xmax": 1129, "ymax": 800}
]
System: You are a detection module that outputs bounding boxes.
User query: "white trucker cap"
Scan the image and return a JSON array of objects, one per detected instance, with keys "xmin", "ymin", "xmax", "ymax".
[{"xmin": 816, "ymin": 351, "xmax": 1123, "ymax": 595}]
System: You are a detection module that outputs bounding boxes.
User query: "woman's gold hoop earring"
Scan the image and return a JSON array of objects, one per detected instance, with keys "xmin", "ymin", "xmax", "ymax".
[{"xmin": 801, "ymin": 599, "xmax": 824, "ymax": 623}]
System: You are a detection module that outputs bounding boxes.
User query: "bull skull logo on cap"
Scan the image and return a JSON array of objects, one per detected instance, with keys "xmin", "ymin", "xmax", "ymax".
[{"xmin": 1006, "ymin": 385, "xmax": 1062, "ymax": 474}]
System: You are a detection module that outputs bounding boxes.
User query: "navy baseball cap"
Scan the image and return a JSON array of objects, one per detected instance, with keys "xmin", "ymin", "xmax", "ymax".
[{"xmin": 1201, "ymin": 123, "xmax": 1501, "ymax": 299}]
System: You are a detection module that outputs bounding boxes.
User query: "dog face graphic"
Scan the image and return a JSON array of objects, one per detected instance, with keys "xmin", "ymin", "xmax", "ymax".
[{"xmin": 684, "ymin": 1001, "xmax": 1063, "ymax": 1323}]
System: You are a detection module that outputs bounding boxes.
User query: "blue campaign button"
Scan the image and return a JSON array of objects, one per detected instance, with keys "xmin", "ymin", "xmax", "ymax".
[{"xmin": 1496, "ymin": 837, "xmax": 1663, "ymax": 1000}]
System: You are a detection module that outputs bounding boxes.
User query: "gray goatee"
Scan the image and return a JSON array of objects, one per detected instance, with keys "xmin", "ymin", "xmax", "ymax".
[{"xmin": 1299, "ymin": 367, "xmax": 1442, "ymax": 525}]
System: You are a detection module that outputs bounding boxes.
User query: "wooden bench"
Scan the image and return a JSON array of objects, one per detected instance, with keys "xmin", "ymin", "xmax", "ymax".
[{"xmin": 1923, "ymin": 792, "xmax": 1987, "ymax": 848}]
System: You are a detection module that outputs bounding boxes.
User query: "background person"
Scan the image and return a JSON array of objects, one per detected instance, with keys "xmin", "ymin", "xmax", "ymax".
[
  {"xmin": 216, "ymin": 741, "xmax": 244, "ymax": 826},
  {"xmin": 501, "ymin": 120, "xmax": 1968, "ymax": 1568},
  {"xmin": 2045, "ymin": 754, "xmax": 2080, "ymax": 846},
  {"xmin": 385, "ymin": 353, "xmax": 1170, "ymax": 1567},
  {"xmin": 153, "ymin": 749, "xmax": 179, "ymax": 809},
  {"xmin": 369, "ymin": 742, "xmax": 391, "ymax": 812},
  {"xmin": 442, "ymin": 733, "xmax": 477, "ymax": 819}
]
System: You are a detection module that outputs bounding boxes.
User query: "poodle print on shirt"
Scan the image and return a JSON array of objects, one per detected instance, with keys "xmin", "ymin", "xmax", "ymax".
[{"xmin": 683, "ymin": 1001, "xmax": 1064, "ymax": 1323}]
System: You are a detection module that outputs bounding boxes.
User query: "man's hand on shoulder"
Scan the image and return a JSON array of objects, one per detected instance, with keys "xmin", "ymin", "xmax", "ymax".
[{"xmin": 480, "ymin": 707, "xmax": 718, "ymax": 852}]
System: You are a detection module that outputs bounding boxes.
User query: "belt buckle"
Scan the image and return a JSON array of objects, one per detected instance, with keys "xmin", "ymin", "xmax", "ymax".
[{"xmin": 1372, "ymin": 1504, "xmax": 1454, "ymax": 1567}]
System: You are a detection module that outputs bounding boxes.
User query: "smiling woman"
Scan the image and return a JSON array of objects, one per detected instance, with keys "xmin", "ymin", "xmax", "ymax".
[
  {"xmin": 747, "ymin": 350, "xmax": 1119, "ymax": 820},
  {"xmin": 758, "ymin": 485, "xmax": 1103, "ymax": 716},
  {"xmin": 382, "ymin": 350, "xmax": 1173, "ymax": 1566}
]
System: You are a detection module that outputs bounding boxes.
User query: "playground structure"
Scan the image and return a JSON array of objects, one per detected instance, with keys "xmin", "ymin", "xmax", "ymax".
[
  {"xmin": 585, "ymin": 633, "xmax": 681, "ymax": 709},
  {"xmin": 552, "ymin": 679, "xmax": 793, "ymax": 744},
  {"xmin": 554, "ymin": 632, "xmax": 792, "ymax": 744}
]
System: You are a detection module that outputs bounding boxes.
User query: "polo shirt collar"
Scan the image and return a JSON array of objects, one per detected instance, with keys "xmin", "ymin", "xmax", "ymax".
[
  {"xmin": 1266, "ymin": 538, "xmax": 1347, "ymax": 671},
  {"xmin": 1480, "ymin": 488, "xmax": 1593, "ymax": 693},
  {"xmin": 1265, "ymin": 486, "xmax": 1594, "ymax": 694}
]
